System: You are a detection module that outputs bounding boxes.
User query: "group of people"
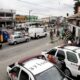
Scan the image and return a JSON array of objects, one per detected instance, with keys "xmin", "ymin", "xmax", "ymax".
[
  {"xmin": 49, "ymin": 28, "xmax": 80, "ymax": 47},
  {"xmin": 49, "ymin": 28, "xmax": 60, "ymax": 43}
]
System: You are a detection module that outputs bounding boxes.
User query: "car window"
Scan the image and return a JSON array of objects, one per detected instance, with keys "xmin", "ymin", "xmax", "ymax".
[
  {"xmin": 20, "ymin": 70, "xmax": 29, "ymax": 80},
  {"xmin": 11, "ymin": 67, "xmax": 20, "ymax": 77},
  {"xmin": 35, "ymin": 67, "xmax": 63, "ymax": 80},
  {"xmin": 56, "ymin": 50, "xmax": 65, "ymax": 61},
  {"xmin": 66, "ymin": 51, "xmax": 78, "ymax": 63},
  {"xmin": 14, "ymin": 36, "xmax": 20, "ymax": 39},
  {"xmin": 47, "ymin": 49, "xmax": 57, "ymax": 55}
]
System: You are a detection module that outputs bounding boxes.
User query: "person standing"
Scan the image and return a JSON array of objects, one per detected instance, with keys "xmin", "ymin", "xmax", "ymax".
[{"xmin": 50, "ymin": 29, "xmax": 54, "ymax": 43}]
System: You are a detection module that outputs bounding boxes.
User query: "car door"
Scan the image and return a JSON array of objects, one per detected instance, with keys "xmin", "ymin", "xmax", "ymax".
[
  {"xmin": 56, "ymin": 50, "xmax": 65, "ymax": 61},
  {"xmin": 66, "ymin": 51, "xmax": 78, "ymax": 76},
  {"xmin": 14, "ymin": 36, "xmax": 21, "ymax": 43},
  {"xmin": 19, "ymin": 70, "xmax": 33, "ymax": 80},
  {"xmin": 9, "ymin": 66, "xmax": 20, "ymax": 80},
  {"xmin": 55, "ymin": 50, "xmax": 65, "ymax": 69}
]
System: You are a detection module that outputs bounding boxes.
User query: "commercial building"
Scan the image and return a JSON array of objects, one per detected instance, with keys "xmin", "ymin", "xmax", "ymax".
[
  {"xmin": 41, "ymin": 16, "xmax": 57, "ymax": 27},
  {"xmin": 67, "ymin": 6, "xmax": 80, "ymax": 38},
  {"xmin": 27, "ymin": 15, "xmax": 38, "ymax": 22},
  {"xmin": 15, "ymin": 15, "xmax": 27, "ymax": 23},
  {"xmin": 0, "ymin": 9, "xmax": 15, "ymax": 28}
]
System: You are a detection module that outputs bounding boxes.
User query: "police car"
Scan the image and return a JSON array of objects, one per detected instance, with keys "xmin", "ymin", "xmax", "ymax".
[
  {"xmin": 41, "ymin": 46, "xmax": 80, "ymax": 78},
  {"xmin": 7, "ymin": 55, "xmax": 72, "ymax": 80}
]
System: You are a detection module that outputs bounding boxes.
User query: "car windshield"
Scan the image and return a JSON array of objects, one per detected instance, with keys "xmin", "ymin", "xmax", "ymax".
[{"xmin": 35, "ymin": 67, "xmax": 63, "ymax": 80}]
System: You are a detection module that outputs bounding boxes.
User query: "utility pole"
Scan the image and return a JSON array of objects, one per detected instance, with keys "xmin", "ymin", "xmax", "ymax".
[{"xmin": 29, "ymin": 10, "xmax": 32, "ymax": 22}]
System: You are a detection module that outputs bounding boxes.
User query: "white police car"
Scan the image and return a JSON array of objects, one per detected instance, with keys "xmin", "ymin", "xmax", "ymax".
[
  {"xmin": 41, "ymin": 46, "xmax": 80, "ymax": 78},
  {"xmin": 7, "ymin": 55, "xmax": 72, "ymax": 80}
]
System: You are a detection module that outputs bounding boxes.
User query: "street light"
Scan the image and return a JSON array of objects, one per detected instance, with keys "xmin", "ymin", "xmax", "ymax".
[{"xmin": 29, "ymin": 10, "xmax": 32, "ymax": 22}]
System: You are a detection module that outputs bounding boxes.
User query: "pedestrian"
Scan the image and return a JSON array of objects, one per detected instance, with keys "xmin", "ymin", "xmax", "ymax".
[
  {"xmin": 54, "ymin": 28, "xmax": 55, "ymax": 34},
  {"xmin": 50, "ymin": 29, "xmax": 54, "ymax": 43},
  {"xmin": 56, "ymin": 29, "xmax": 60, "ymax": 37}
]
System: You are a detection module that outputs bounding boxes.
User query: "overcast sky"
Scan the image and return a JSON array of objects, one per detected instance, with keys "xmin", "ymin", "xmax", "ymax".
[{"xmin": 0, "ymin": 0, "xmax": 75, "ymax": 18}]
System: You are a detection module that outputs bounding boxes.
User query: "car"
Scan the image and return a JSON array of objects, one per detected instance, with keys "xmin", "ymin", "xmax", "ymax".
[
  {"xmin": 7, "ymin": 55, "xmax": 72, "ymax": 80},
  {"xmin": 8, "ymin": 31, "xmax": 30, "ymax": 45},
  {"xmin": 41, "ymin": 46, "xmax": 80, "ymax": 78}
]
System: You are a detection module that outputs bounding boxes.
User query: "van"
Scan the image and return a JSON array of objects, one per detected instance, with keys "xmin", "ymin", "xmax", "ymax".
[{"xmin": 28, "ymin": 27, "xmax": 47, "ymax": 38}]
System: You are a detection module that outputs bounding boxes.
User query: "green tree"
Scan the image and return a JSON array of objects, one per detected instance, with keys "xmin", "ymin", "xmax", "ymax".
[
  {"xmin": 74, "ymin": 0, "xmax": 80, "ymax": 2},
  {"xmin": 74, "ymin": 1, "xmax": 80, "ymax": 14}
]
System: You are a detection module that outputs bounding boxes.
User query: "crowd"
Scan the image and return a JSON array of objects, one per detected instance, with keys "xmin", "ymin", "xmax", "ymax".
[{"xmin": 49, "ymin": 28, "xmax": 80, "ymax": 47}]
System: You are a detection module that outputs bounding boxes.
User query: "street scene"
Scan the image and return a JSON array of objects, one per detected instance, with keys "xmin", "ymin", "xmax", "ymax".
[{"xmin": 0, "ymin": 0, "xmax": 80, "ymax": 80}]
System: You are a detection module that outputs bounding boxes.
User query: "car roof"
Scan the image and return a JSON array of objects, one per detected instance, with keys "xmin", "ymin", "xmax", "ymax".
[
  {"xmin": 23, "ymin": 58, "xmax": 53, "ymax": 75},
  {"xmin": 75, "ymin": 49, "xmax": 80, "ymax": 53},
  {"xmin": 64, "ymin": 46, "xmax": 79, "ymax": 51}
]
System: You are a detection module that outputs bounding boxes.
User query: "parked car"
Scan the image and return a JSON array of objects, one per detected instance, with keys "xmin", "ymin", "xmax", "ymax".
[
  {"xmin": 41, "ymin": 46, "xmax": 80, "ymax": 78},
  {"xmin": 8, "ymin": 31, "xmax": 30, "ymax": 45},
  {"xmin": 7, "ymin": 55, "xmax": 72, "ymax": 80}
]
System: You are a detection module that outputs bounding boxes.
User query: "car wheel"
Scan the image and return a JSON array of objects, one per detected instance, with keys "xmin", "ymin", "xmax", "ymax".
[
  {"xmin": 14, "ymin": 41, "xmax": 17, "ymax": 45},
  {"xmin": 44, "ymin": 34, "xmax": 47, "ymax": 37},
  {"xmin": 64, "ymin": 68, "xmax": 71, "ymax": 77},
  {"xmin": 26, "ymin": 39, "xmax": 29, "ymax": 42},
  {"xmin": 37, "ymin": 35, "xmax": 40, "ymax": 39}
]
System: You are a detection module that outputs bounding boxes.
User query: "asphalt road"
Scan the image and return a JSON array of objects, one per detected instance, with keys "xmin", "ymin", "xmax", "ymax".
[{"xmin": 0, "ymin": 36, "xmax": 63, "ymax": 80}]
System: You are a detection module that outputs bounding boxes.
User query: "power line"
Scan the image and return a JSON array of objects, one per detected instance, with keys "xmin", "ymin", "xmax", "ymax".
[
  {"xmin": 17, "ymin": 0, "xmax": 58, "ymax": 10},
  {"xmin": 16, "ymin": 0, "xmax": 63, "ymax": 17}
]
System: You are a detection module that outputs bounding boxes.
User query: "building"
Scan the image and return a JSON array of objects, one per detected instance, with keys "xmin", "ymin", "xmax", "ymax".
[
  {"xmin": 27, "ymin": 15, "xmax": 38, "ymax": 22},
  {"xmin": 0, "ymin": 9, "xmax": 15, "ymax": 28},
  {"xmin": 68, "ymin": 13, "xmax": 80, "ymax": 38},
  {"xmin": 41, "ymin": 16, "xmax": 57, "ymax": 27},
  {"xmin": 15, "ymin": 15, "xmax": 27, "ymax": 23}
]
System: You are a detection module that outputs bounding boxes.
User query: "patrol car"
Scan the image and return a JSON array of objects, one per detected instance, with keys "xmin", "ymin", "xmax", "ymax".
[
  {"xmin": 41, "ymin": 46, "xmax": 80, "ymax": 78},
  {"xmin": 7, "ymin": 55, "xmax": 72, "ymax": 80}
]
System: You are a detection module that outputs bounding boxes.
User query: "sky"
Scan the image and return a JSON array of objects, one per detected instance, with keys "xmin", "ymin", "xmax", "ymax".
[{"xmin": 0, "ymin": 0, "xmax": 75, "ymax": 18}]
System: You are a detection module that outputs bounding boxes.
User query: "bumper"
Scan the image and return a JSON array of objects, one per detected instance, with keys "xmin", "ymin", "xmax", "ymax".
[{"xmin": 8, "ymin": 40, "xmax": 15, "ymax": 44}]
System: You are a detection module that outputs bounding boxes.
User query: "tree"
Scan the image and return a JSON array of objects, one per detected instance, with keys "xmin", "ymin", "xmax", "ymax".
[
  {"xmin": 74, "ymin": 0, "xmax": 80, "ymax": 2},
  {"xmin": 74, "ymin": 1, "xmax": 80, "ymax": 14}
]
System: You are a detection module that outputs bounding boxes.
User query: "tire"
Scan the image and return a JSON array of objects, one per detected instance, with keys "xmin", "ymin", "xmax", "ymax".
[
  {"xmin": 14, "ymin": 41, "xmax": 17, "ymax": 45},
  {"xmin": 37, "ymin": 35, "xmax": 40, "ymax": 39},
  {"xmin": 44, "ymin": 34, "xmax": 47, "ymax": 37},
  {"xmin": 64, "ymin": 68, "xmax": 71, "ymax": 77},
  {"xmin": 26, "ymin": 39, "xmax": 30, "ymax": 42}
]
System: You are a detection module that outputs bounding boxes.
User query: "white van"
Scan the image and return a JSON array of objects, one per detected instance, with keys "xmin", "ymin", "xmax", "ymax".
[{"xmin": 28, "ymin": 27, "xmax": 47, "ymax": 38}]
